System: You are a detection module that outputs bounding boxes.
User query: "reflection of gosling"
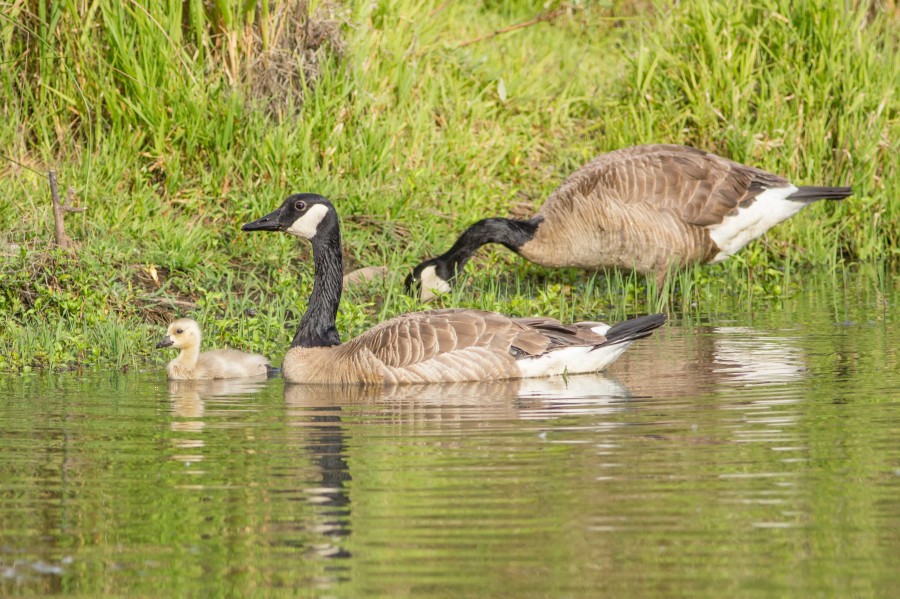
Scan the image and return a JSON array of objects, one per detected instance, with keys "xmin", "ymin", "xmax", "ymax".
[{"xmin": 156, "ymin": 318, "xmax": 274, "ymax": 380}]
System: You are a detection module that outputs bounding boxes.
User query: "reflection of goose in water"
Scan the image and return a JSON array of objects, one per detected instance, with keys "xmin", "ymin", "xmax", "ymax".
[
  {"xmin": 283, "ymin": 384, "xmax": 354, "ymax": 562},
  {"xmin": 281, "ymin": 374, "xmax": 632, "ymax": 566},
  {"xmin": 166, "ymin": 378, "xmax": 271, "ymax": 465},
  {"xmin": 167, "ymin": 377, "xmax": 270, "ymax": 420},
  {"xmin": 284, "ymin": 375, "xmax": 628, "ymax": 575},
  {"xmin": 167, "ymin": 376, "xmax": 270, "ymax": 401},
  {"xmin": 712, "ymin": 327, "xmax": 806, "ymax": 385},
  {"xmin": 517, "ymin": 375, "xmax": 631, "ymax": 420},
  {"xmin": 285, "ymin": 375, "xmax": 631, "ymax": 424},
  {"xmin": 608, "ymin": 325, "xmax": 807, "ymax": 397}
]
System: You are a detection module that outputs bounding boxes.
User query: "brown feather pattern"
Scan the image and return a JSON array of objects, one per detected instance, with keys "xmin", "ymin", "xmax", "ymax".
[
  {"xmin": 281, "ymin": 309, "xmax": 616, "ymax": 385},
  {"xmin": 519, "ymin": 144, "xmax": 791, "ymax": 272}
]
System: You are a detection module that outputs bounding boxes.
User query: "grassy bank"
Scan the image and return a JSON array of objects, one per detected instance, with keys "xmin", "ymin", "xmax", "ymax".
[{"xmin": 1, "ymin": 0, "xmax": 898, "ymax": 372}]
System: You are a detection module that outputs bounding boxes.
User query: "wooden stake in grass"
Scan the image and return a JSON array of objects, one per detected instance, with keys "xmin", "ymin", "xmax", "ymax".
[{"xmin": 48, "ymin": 170, "xmax": 87, "ymax": 250}]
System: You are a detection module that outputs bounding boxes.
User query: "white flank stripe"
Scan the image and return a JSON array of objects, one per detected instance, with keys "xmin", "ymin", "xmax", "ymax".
[
  {"xmin": 515, "ymin": 342, "xmax": 631, "ymax": 379},
  {"xmin": 286, "ymin": 204, "xmax": 329, "ymax": 239},
  {"xmin": 590, "ymin": 323, "xmax": 611, "ymax": 336},
  {"xmin": 708, "ymin": 186, "xmax": 802, "ymax": 262}
]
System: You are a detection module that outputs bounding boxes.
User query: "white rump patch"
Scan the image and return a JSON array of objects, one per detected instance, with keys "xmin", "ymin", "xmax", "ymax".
[
  {"xmin": 515, "ymin": 342, "xmax": 631, "ymax": 379},
  {"xmin": 708, "ymin": 185, "xmax": 802, "ymax": 262},
  {"xmin": 286, "ymin": 204, "xmax": 329, "ymax": 239},
  {"xmin": 590, "ymin": 323, "xmax": 611, "ymax": 336},
  {"xmin": 420, "ymin": 265, "xmax": 451, "ymax": 301}
]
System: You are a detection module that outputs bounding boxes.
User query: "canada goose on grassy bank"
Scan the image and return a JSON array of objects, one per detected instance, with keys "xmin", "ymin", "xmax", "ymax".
[
  {"xmin": 406, "ymin": 144, "xmax": 852, "ymax": 300},
  {"xmin": 156, "ymin": 318, "xmax": 275, "ymax": 381},
  {"xmin": 242, "ymin": 194, "xmax": 665, "ymax": 385}
]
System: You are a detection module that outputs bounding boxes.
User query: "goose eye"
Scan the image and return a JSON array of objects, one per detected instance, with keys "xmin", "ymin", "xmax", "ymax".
[
  {"xmin": 294, "ymin": 200, "xmax": 307, "ymax": 211},
  {"xmin": 176, "ymin": 329, "xmax": 183, "ymax": 334}
]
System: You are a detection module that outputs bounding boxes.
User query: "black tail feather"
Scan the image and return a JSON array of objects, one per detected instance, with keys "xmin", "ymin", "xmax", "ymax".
[
  {"xmin": 266, "ymin": 365, "xmax": 282, "ymax": 379},
  {"xmin": 788, "ymin": 186, "xmax": 852, "ymax": 201},
  {"xmin": 600, "ymin": 313, "xmax": 667, "ymax": 346}
]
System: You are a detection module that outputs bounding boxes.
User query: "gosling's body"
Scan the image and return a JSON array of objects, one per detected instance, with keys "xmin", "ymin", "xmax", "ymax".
[
  {"xmin": 242, "ymin": 194, "xmax": 665, "ymax": 385},
  {"xmin": 408, "ymin": 145, "xmax": 852, "ymax": 299},
  {"xmin": 166, "ymin": 347, "xmax": 271, "ymax": 381},
  {"xmin": 157, "ymin": 318, "xmax": 271, "ymax": 381}
]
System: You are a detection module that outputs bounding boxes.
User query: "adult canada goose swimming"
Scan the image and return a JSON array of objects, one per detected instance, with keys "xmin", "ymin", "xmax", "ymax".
[
  {"xmin": 406, "ymin": 144, "xmax": 852, "ymax": 300},
  {"xmin": 241, "ymin": 194, "xmax": 665, "ymax": 385},
  {"xmin": 156, "ymin": 318, "xmax": 274, "ymax": 380}
]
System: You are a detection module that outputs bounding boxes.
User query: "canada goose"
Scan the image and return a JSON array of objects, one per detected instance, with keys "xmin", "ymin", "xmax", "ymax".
[
  {"xmin": 406, "ymin": 144, "xmax": 853, "ymax": 300},
  {"xmin": 241, "ymin": 193, "xmax": 665, "ymax": 385},
  {"xmin": 156, "ymin": 318, "xmax": 274, "ymax": 380}
]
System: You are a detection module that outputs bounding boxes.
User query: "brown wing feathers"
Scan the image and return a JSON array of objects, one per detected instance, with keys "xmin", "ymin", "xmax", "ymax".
[
  {"xmin": 573, "ymin": 145, "xmax": 790, "ymax": 228},
  {"xmin": 510, "ymin": 317, "xmax": 606, "ymax": 351},
  {"xmin": 345, "ymin": 309, "xmax": 618, "ymax": 372}
]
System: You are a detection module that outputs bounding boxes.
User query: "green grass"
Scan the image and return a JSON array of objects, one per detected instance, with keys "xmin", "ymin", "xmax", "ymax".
[{"xmin": 1, "ymin": 0, "xmax": 899, "ymax": 372}]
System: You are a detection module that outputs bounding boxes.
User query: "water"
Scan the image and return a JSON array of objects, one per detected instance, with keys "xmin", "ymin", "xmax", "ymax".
[{"xmin": 1, "ymin": 279, "xmax": 898, "ymax": 597}]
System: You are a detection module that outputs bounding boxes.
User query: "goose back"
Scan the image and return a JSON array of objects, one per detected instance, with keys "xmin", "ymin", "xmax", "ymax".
[
  {"xmin": 520, "ymin": 145, "xmax": 791, "ymax": 271},
  {"xmin": 281, "ymin": 309, "xmax": 658, "ymax": 385}
]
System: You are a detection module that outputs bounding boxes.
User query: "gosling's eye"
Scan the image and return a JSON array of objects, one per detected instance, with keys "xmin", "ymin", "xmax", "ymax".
[
  {"xmin": 176, "ymin": 329, "xmax": 183, "ymax": 334},
  {"xmin": 294, "ymin": 200, "xmax": 307, "ymax": 211}
]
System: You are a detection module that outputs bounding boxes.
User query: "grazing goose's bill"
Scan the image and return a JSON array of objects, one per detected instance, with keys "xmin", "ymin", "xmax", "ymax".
[
  {"xmin": 156, "ymin": 318, "xmax": 275, "ymax": 381},
  {"xmin": 406, "ymin": 144, "xmax": 853, "ymax": 300},
  {"xmin": 241, "ymin": 194, "xmax": 666, "ymax": 385}
]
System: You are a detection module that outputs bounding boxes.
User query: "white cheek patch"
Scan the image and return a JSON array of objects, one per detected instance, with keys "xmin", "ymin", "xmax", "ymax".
[
  {"xmin": 419, "ymin": 265, "xmax": 451, "ymax": 301},
  {"xmin": 286, "ymin": 204, "xmax": 329, "ymax": 239}
]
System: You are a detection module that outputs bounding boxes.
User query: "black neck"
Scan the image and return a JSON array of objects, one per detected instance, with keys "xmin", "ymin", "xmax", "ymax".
[
  {"xmin": 438, "ymin": 216, "xmax": 542, "ymax": 278},
  {"xmin": 292, "ymin": 225, "xmax": 343, "ymax": 348}
]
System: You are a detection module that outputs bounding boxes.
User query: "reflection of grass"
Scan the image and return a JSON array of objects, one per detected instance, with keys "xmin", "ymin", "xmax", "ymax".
[{"xmin": 1, "ymin": 0, "xmax": 898, "ymax": 371}]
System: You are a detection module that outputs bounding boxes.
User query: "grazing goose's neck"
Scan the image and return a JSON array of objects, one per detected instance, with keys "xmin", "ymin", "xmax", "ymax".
[
  {"xmin": 292, "ymin": 225, "xmax": 343, "ymax": 348},
  {"xmin": 437, "ymin": 216, "xmax": 542, "ymax": 276}
]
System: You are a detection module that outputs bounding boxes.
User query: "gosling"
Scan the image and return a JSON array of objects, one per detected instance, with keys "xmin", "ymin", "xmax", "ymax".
[{"xmin": 156, "ymin": 318, "xmax": 274, "ymax": 381}]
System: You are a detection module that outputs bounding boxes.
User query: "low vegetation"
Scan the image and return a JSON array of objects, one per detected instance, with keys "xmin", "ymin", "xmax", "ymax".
[{"xmin": 1, "ymin": 0, "xmax": 898, "ymax": 372}]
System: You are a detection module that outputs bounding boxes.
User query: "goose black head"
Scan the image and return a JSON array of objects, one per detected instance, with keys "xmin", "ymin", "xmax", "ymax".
[
  {"xmin": 405, "ymin": 257, "xmax": 454, "ymax": 302},
  {"xmin": 242, "ymin": 193, "xmax": 337, "ymax": 241}
]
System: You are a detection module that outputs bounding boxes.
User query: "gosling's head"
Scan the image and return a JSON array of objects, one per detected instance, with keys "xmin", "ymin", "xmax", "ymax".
[
  {"xmin": 405, "ymin": 257, "xmax": 454, "ymax": 302},
  {"xmin": 241, "ymin": 193, "xmax": 338, "ymax": 241},
  {"xmin": 156, "ymin": 318, "xmax": 202, "ymax": 350}
]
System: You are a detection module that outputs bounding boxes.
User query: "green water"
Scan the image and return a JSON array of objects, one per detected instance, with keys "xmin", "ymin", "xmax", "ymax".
[{"xmin": 1, "ymin": 276, "xmax": 898, "ymax": 597}]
